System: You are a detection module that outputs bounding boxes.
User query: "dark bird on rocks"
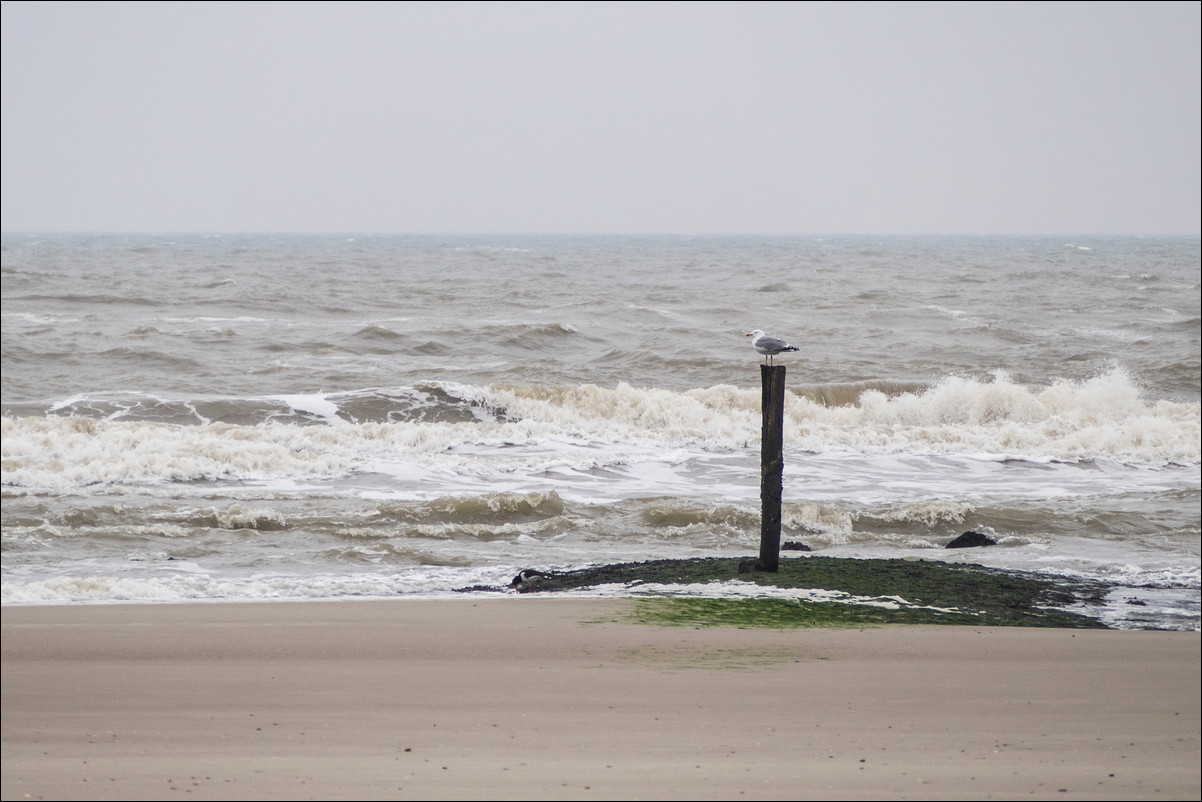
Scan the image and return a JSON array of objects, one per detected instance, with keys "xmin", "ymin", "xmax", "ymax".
[
  {"xmin": 746, "ymin": 329, "xmax": 800, "ymax": 365},
  {"xmin": 509, "ymin": 569, "xmax": 549, "ymax": 591}
]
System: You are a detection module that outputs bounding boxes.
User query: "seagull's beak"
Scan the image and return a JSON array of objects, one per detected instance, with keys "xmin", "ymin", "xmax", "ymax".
[{"xmin": 744, "ymin": 332, "xmax": 753, "ymax": 337}]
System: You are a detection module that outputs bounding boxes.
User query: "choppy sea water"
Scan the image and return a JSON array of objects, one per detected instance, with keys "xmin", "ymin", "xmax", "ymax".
[{"xmin": 2, "ymin": 234, "xmax": 1198, "ymax": 629}]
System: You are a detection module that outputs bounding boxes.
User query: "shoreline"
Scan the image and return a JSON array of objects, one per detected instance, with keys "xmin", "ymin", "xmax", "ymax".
[{"xmin": 3, "ymin": 598, "xmax": 1199, "ymax": 801}]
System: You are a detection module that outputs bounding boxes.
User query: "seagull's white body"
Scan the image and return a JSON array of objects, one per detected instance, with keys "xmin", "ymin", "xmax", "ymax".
[{"xmin": 746, "ymin": 329, "xmax": 799, "ymax": 365}]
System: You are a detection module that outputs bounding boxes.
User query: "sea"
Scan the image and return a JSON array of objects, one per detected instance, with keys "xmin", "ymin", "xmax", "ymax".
[{"xmin": 2, "ymin": 233, "xmax": 1199, "ymax": 630}]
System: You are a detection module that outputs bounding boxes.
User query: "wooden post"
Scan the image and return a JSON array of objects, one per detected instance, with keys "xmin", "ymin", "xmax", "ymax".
[{"xmin": 758, "ymin": 363, "xmax": 786, "ymax": 571}]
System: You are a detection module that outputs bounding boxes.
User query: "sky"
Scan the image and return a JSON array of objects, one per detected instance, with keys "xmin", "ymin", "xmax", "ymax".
[{"xmin": 2, "ymin": 1, "xmax": 1199, "ymax": 236}]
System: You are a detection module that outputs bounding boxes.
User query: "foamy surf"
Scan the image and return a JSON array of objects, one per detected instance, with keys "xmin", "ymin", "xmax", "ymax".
[{"xmin": 3, "ymin": 368, "xmax": 1196, "ymax": 494}]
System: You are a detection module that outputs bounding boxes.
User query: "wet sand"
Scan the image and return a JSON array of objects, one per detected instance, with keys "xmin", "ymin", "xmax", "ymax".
[{"xmin": 2, "ymin": 598, "xmax": 1198, "ymax": 800}]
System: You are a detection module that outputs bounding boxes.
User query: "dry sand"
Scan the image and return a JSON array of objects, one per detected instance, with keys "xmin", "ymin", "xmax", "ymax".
[{"xmin": 2, "ymin": 598, "xmax": 1198, "ymax": 801}]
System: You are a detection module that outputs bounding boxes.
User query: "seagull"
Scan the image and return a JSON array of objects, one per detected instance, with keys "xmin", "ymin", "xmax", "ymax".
[{"xmin": 745, "ymin": 329, "xmax": 799, "ymax": 365}]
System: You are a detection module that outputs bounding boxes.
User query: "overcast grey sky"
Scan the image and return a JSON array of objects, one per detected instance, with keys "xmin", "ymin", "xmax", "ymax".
[{"xmin": 2, "ymin": 1, "xmax": 1199, "ymax": 235}]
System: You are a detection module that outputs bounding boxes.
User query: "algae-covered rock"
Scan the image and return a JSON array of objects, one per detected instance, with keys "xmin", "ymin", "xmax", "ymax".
[{"xmin": 462, "ymin": 555, "xmax": 1109, "ymax": 629}]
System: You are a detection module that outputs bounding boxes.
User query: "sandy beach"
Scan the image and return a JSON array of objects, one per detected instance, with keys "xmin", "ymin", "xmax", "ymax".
[{"xmin": 2, "ymin": 599, "xmax": 1198, "ymax": 801}]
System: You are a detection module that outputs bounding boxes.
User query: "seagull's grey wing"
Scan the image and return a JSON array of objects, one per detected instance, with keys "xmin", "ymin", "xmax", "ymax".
[{"xmin": 756, "ymin": 335, "xmax": 791, "ymax": 353}]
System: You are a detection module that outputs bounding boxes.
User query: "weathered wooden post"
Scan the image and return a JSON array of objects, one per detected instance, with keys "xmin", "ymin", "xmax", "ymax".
[{"xmin": 758, "ymin": 363, "xmax": 786, "ymax": 571}]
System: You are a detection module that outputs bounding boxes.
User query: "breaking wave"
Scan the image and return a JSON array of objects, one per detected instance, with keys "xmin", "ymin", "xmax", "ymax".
[{"xmin": 2, "ymin": 367, "xmax": 1197, "ymax": 494}]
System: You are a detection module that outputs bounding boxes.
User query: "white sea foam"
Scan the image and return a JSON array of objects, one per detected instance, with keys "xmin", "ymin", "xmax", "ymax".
[
  {"xmin": 3, "ymin": 368, "xmax": 1197, "ymax": 495},
  {"xmin": 273, "ymin": 394, "xmax": 348, "ymax": 426}
]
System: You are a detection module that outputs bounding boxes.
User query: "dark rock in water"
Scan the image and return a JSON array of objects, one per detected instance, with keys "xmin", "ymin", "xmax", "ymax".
[
  {"xmin": 782, "ymin": 541, "xmax": 812, "ymax": 551},
  {"xmin": 946, "ymin": 531, "xmax": 997, "ymax": 549}
]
